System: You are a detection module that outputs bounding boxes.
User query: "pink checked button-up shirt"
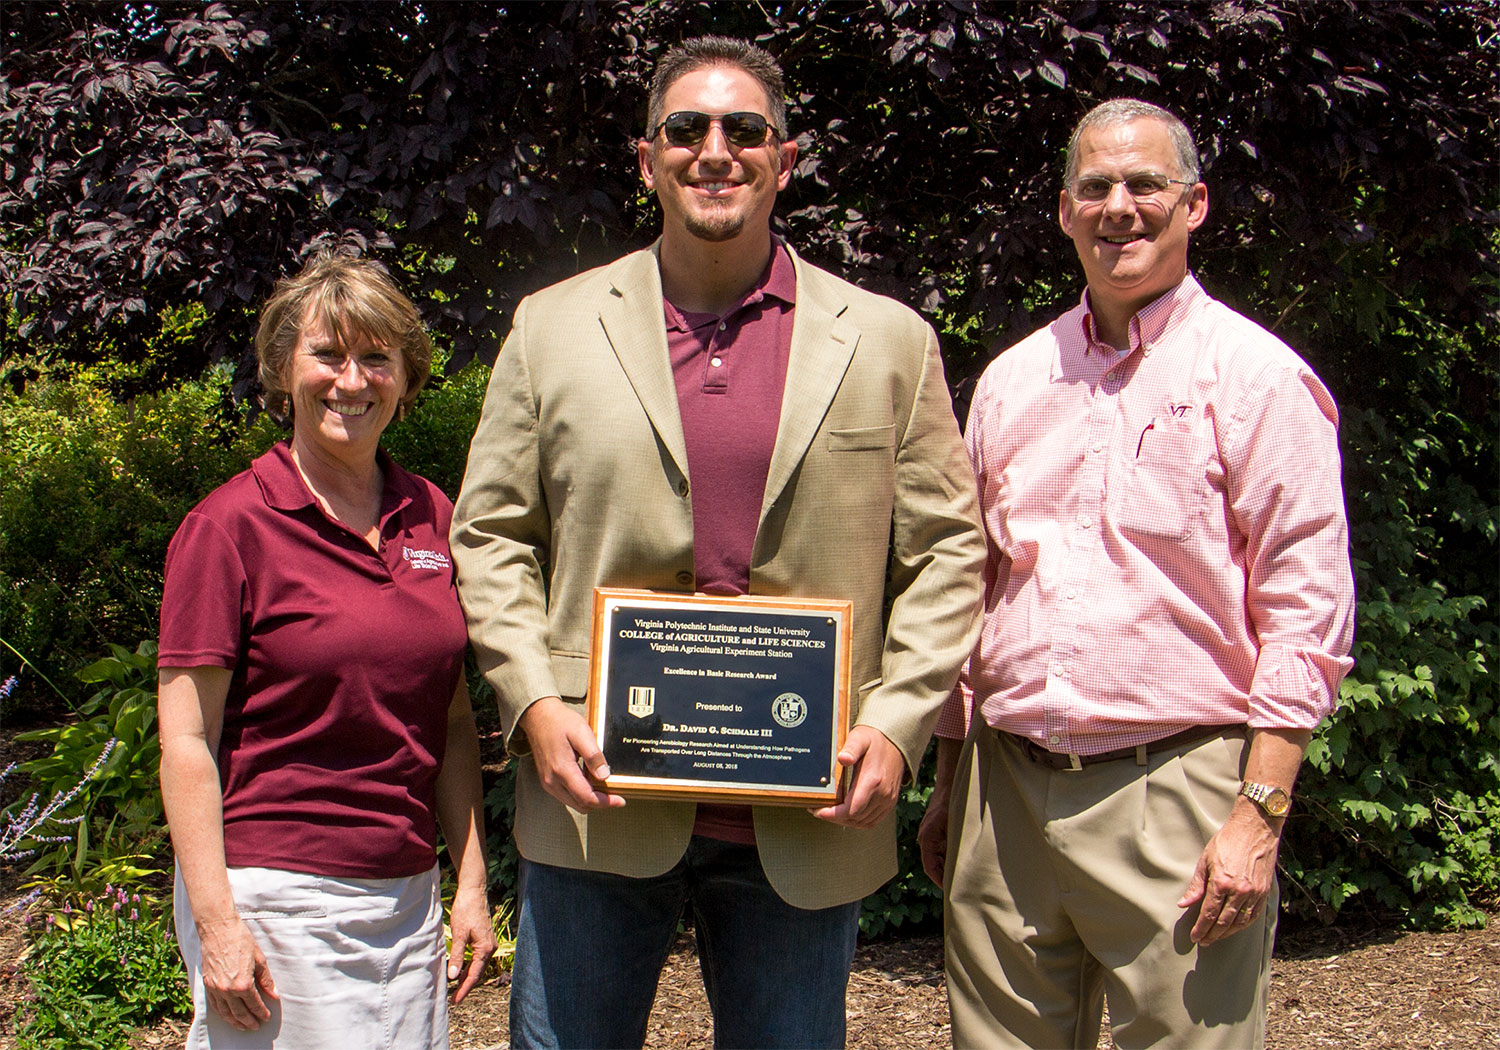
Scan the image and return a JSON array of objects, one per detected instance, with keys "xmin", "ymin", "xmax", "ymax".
[{"xmin": 935, "ymin": 275, "xmax": 1355, "ymax": 754}]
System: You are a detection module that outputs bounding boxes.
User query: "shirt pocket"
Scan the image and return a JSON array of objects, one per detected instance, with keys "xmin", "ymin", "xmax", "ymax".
[
  {"xmin": 1114, "ymin": 416, "xmax": 1211, "ymax": 542},
  {"xmin": 827, "ymin": 423, "xmax": 895, "ymax": 452}
]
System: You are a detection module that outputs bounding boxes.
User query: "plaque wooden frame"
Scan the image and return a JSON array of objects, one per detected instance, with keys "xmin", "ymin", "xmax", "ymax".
[{"xmin": 586, "ymin": 587, "xmax": 853, "ymax": 805}]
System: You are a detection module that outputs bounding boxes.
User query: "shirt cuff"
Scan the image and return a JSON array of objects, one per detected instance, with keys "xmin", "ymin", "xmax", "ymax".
[
  {"xmin": 934, "ymin": 678, "xmax": 974, "ymax": 740},
  {"xmin": 1248, "ymin": 641, "xmax": 1354, "ymax": 729}
]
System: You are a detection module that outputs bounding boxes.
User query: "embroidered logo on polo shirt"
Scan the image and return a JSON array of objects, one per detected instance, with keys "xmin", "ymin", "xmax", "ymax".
[{"xmin": 402, "ymin": 546, "xmax": 452, "ymax": 571}]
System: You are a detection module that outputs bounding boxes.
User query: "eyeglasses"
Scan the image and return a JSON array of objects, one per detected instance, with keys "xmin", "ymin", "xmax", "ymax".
[
  {"xmin": 1068, "ymin": 173, "xmax": 1196, "ymax": 203},
  {"xmin": 651, "ymin": 111, "xmax": 779, "ymax": 149}
]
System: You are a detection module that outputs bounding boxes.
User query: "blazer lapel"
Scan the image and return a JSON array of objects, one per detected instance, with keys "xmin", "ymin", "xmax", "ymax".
[
  {"xmin": 598, "ymin": 245, "xmax": 690, "ymax": 480},
  {"xmin": 761, "ymin": 250, "xmax": 860, "ymax": 523}
]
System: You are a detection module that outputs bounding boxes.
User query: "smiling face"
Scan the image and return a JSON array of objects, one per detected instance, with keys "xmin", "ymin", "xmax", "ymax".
[
  {"xmin": 638, "ymin": 63, "xmax": 797, "ymax": 246},
  {"xmin": 287, "ymin": 308, "xmax": 407, "ymax": 465},
  {"xmin": 1059, "ymin": 117, "xmax": 1208, "ymax": 326}
]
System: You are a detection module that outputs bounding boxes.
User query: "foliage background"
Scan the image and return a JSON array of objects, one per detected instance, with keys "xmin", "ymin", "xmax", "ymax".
[{"xmin": 1, "ymin": 1, "xmax": 1495, "ymax": 931}]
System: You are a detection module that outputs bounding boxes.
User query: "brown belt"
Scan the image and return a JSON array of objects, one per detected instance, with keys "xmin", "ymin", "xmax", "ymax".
[{"xmin": 1001, "ymin": 724, "xmax": 1244, "ymax": 771}]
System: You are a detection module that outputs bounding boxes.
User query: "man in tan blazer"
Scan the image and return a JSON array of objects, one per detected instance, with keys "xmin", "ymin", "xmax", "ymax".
[{"xmin": 451, "ymin": 36, "xmax": 984, "ymax": 1050}]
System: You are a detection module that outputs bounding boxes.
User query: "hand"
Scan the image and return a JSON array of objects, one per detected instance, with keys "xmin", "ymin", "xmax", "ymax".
[
  {"xmin": 917, "ymin": 789, "xmax": 950, "ymax": 887},
  {"xmin": 917, "ymin": 736, "xmax": 962, "ymax": 887},
  {"xmin": 518, "ymin": 696, "xmax": 626, "ymax": 813},
  {"xmin": 1178, "ymin": 799, "xmax": 1282, "ymax": 945},
  {"xmin": 196, "ymin": 915, "xmax": 278, "ymax": 1031},
  {"xmin": 446, "ymin": 885, "xmax": 498, "ymax": 1003},
  {"xmin": 810, "ymin": 726, "xmax": 905, "ymax": 828}
]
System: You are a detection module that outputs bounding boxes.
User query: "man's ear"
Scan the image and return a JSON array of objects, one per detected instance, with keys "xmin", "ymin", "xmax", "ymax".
[
  {"xmin": 1185, "ymin": 182, "xmax": 1209, "ymax": 232},
  {"xmin": 775, "ymin": 138, "xmax": 798, "ymax": 190},
  {"xmin": 638, "ymin": 139, "xmax": 657, "ymax": 191},
  {"xmin": 1058, "ymin": 188, "xmax": 1074, "ymax": 237}
]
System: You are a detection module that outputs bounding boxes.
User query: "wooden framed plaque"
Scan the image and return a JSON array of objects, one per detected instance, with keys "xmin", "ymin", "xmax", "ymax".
[{"xmin": 586, "ymin": 588, "xmax": 853, "ymax": 806}]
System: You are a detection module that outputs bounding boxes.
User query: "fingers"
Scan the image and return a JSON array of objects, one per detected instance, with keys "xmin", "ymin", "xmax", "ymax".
[
  {"xmin": 200, "ymin": 922, "xmax": 274, "ymax": 1030},
  {"xmin": 447, "ymin": 897, "xmax": 499, "ymax": 1004},
  {"xmin": 449, "ymin": 934, "xmax": 495, "ymax": 1003},
  {"xmin": 1176, "ymin": 859, "xmax": 1207, "ymax": 910},
  {"xmin": 1184, "ymin": 857, "xmax": 1266, "ymax": 944},
  {"xmin": 1195, "ymin": 894, "xmax": 1265, "ymax": 945},
  {"xmin": 522, "ymin": 697, "xmax": 627, "ymax": 812},
  {"xmin": 254, "ymin": 953, "xmax": 279, "ymax": 1001},
  {"xmin": 811, "ymin": 728, "xmax": 903, "ymax": 828},
  {"xmin": 916, "ymin": 803, "xmax": 948, "ymax": 887},
  {"xmin": 206, "ymin": 972, "xmax": 272, "ymax": 1031}
]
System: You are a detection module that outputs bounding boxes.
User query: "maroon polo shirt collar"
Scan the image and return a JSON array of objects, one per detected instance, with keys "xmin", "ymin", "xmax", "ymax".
[
  {"xmin": 253, "ymin": 440, "xmax": 415, "ymax": 534},
  {"xmin": 663, "ymin": 238, "xmax": 797, "ymax": 333}
]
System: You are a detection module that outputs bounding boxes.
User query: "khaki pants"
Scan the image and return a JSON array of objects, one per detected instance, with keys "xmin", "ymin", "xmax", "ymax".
[{"xmin": 944, "ymin": 726, "xmax": 1275, "ymax": 1049}]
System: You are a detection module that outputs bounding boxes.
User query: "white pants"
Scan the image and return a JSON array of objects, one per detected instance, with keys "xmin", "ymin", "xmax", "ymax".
[{"xmin": 175, "ymin": 865, "xmax": 448, "ymax": 1050}]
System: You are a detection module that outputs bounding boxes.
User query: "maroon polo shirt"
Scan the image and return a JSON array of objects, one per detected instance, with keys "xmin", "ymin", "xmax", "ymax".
[
  {"xmin": 158, "ymin": 440, "xmax": 467, "ymax": 878},
  {"xmin": 666, "ymin": 240, "xmax": 795, "ymax": 843}
]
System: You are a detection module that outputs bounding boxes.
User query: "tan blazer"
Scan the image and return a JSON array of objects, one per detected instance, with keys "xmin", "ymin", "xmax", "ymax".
[{"xmin": 451, "ymin": 244, "xmax": 985, "ymax": 909}]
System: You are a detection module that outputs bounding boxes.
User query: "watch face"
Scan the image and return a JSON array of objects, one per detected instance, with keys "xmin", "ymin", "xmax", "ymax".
[{"xmin": 1264, "ymin": 788, "xmax": 1291, "ymax": 817}]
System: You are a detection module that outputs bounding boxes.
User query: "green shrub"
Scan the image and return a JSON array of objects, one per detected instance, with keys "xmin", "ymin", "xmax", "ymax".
[
  {"xmin": 860, "ymin": 750, "xmax": 942, "ymax": 938},
  {"xmin": 0, "ymin": 366, "xmax": 280, "ymax": 704},
  {"xmin": 1282, "ymin": 396, "xmax": 1499, "ymax": 928},
  {"xmin": 0, "ymin": 354, "xmax": 489, "ymax": 719},
  {"xmin": 13, "ymin": 641, "xmax": 169, "ymax": 884},
  {"xmin": 16, "ymin": 886, "xmax": 190, "ymax": 1050}
]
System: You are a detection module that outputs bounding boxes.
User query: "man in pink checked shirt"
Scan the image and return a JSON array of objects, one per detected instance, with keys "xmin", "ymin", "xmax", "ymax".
[{"xmin": 917, "ymin": 99, "xmax": 1356, "ymax": 1049}]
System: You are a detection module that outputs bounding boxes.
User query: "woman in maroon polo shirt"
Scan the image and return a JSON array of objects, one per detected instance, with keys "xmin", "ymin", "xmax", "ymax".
[{"xmin": 157, "ymin": 253, "xmax": 496, "ymax": 1049}]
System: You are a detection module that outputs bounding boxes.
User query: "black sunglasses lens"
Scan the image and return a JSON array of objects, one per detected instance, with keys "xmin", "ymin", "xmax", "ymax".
[
  {"xmin": 663, "ymin": 112, "xmax": 712, "ymax": 146},
  {"xmin": 720, "ymin": 113, "xmax": 769, "ymax": 146},
  {"xmin": 662, "ymin": 112, "xmax": 771, "ymax": 148}
]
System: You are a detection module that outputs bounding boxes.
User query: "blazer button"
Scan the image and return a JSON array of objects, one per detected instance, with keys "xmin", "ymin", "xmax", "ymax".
[
  {"xmin": 675, "ymin": 571, "xmax": 693, "ymax": 587},
  {"xmin": 677, "ymin": 479, "xmax": 689, "ymax": 497}
]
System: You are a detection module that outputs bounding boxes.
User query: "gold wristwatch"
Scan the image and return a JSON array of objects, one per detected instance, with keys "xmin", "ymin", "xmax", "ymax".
[{"xmin": 1238, "ymin": 780, "xmax": 1291, "ymax": 817}]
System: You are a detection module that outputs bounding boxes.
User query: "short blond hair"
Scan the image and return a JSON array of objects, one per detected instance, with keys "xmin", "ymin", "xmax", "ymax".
[{"xmin": 255, "ymin": 252, "xmax": 432, "ymax": 422}]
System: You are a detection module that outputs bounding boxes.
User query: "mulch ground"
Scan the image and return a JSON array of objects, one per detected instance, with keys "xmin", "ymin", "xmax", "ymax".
[
  {"xmin": 437, "ymin": 917, "xmax": 1500, "ymax": 1050},
  {"xmin": 0, "ymin": 887, "xmax": 1494, "ymax": 1049}
]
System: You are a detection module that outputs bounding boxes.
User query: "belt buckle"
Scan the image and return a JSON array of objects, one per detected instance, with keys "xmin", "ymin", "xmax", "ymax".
[{"xmin": 1063, "ymin": 752, "xmax": 1083, "ymax": 772}]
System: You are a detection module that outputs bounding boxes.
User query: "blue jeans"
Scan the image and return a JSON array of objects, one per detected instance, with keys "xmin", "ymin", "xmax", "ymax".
[{"xmin": 509, "ymin": 836, "xmax": 861, "ymax": 1049}]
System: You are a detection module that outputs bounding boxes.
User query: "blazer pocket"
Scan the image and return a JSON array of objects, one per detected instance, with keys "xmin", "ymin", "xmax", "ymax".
[
  {"xmin": 550, "ymin": 652, "xmax": 591, "ymax": 700},
  {"xmin": 828, "ymin": 424, "xmax": 895, "ymax": 452}
]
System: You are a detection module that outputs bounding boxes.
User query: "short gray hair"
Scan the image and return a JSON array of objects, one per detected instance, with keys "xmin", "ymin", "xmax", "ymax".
[
  {"xmin": 1063, "ymin": 99, "xmax": 1201, "ymax": 187},
  {"xmin": 646, "ymin": 36, "xmax": 787, "ymax": 140}
]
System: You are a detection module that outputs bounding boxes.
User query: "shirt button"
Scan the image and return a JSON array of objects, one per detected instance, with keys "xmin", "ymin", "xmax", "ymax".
[
  {"xmin": 710, "ymin": 357, "xmax": 723, "ymax": 368},
  {"xmin": 1077, "ymin": 514, "xmax": 1093, "ymax": 529},
  {"xmin": 677, "ymin": 480, "xmax": 689, "ymax": 497},
  {"xmin": 1049, "ymin": 734, "xmax": 1061, "ymax": 746},
  {"xmin": 675, "ymin": 571, "xmax": 693, "ymax": 587},
  {"xmin": 1050, "ymin": 662, "xmax": 1065, "ymax": 676},
  {"xmin": 1065, "ymin": 588, "xmax": 1077, "ymax": 600},
  {"xmin": 718, "ymin": 322, "xmax": 727, "ymax": 331}
]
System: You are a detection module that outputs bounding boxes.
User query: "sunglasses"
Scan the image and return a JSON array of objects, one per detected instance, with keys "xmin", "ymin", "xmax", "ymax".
[{"xmin": 651, "ymin": 111, "xmax": 778, "ymax": 149}]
